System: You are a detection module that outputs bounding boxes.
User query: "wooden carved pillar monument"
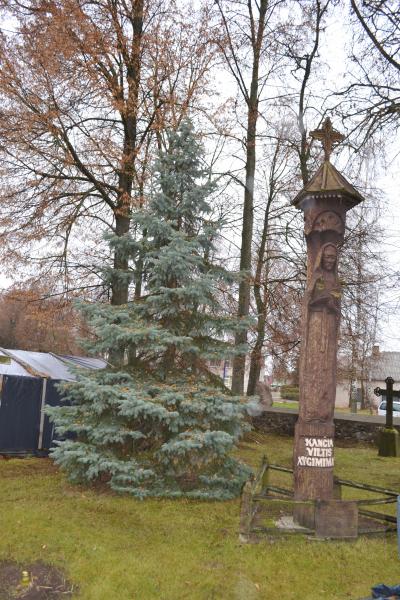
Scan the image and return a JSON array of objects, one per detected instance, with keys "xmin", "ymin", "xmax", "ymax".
[{"xmin": 293, "ymin": 119, "xmax": 364, "ymax": 508}]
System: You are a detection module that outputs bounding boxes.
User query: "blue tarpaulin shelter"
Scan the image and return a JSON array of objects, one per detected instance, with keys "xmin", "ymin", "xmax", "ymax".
[{"xmin": 0, "ymin": 349, "xmax": 106, "ymax": 455}]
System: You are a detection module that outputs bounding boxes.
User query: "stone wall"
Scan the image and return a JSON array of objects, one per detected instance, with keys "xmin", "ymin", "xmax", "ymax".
[{"xmin": 252, "ymin": 407, "xmax": 400, "ymax": 443}]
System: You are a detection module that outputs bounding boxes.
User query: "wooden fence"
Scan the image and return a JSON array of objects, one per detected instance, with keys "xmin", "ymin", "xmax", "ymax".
[{"xmin": 239, "ymin": 456, "xmax": 398, "ymax": 541}]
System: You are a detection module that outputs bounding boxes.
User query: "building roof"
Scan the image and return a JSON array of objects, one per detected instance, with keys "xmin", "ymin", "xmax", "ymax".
[
  {"xmin": 0, "ymin": 349, "xmax": 107, "ymax": 380},
  {"xmin": 368, "ymin": 351, "xmax": 400, "ymax": 382}
]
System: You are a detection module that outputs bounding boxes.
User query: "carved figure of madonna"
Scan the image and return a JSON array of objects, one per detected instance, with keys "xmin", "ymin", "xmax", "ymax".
[
  {"xmin": 308, "ymin": 243, "xmax": 341, "ymax": 316},
  {"xmin": 302, "ymin": 243, "xmax": 341, "ymax": 423}
]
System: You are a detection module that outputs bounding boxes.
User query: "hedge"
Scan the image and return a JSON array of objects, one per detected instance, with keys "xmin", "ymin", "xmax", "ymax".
[{"xmin": 280, "ymin": 385, "xmax": 299, "ymax": 401}]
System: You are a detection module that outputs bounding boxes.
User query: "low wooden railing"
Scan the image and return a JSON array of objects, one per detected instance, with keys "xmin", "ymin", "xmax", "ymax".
[{"xmin": 239, "ymin": 455, "xmax": 398, "ymax": 541}]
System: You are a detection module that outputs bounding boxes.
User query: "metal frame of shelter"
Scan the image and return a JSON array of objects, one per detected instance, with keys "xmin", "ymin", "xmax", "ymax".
[
  {"xmin": 239, "ymin": 455, "xmax": 398, "ymax": 541},
  {"xmin": 0, "ymin": 349, "xmax": 107, "ymax": 456}
]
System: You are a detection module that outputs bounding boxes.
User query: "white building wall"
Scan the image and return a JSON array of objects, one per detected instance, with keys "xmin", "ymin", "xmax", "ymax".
[{"xmin": 335, "ymin": 381, "xmax": 350, "ymax": 408}]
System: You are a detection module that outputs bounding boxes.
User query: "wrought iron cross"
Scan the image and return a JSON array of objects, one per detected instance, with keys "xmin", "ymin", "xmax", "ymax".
[
  {"xmin": 310, "ymin": 118, "xmax": 345, "ymax": 162},
  {"xmin": 374, "ymin": 377, "xmax": 400, "ymax": 428}
]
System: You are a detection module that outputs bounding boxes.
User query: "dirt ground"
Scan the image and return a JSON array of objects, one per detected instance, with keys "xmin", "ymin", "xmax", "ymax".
[{"xmin": 0, "ymin": 561, "xmax": 74, "ymax": 599}]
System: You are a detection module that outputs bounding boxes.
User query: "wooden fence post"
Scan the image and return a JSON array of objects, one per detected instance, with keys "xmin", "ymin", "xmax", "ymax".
[
  {"xmin": 261, "ymin": 454, "xmax": 269, "ymax": 495},
  {"xmin": 239, "ymin": 475, "xmax": 254, "ymax": 542}
]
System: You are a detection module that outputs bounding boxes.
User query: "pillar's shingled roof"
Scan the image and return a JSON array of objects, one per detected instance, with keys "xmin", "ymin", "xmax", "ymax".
[{"xmin": 292, "ymin": 161, "xmax": 365, "ymax": 207}]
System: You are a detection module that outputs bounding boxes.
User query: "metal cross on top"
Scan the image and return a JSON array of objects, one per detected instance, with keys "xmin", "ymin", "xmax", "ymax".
[{"xmin": 310, "ymin": 117, "xmax": 345, "ymax": 162}]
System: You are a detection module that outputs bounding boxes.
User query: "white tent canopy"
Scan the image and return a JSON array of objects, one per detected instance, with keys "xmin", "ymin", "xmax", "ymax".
[{"xmin": 0, "ymin": 349, "xmax": 107, "ymax": 380}]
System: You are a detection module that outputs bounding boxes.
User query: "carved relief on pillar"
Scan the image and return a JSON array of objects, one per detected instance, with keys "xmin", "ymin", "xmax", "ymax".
[
  {"xmin": 304, "ymin": 210, "xmax": 344, "ymax": 236},
  {"xmin": 313, "ymin": 211, "xmax": 344, "ymax": 234},
  {"xmin": 308, "ymin": 243, "xmax": 341, "ymax": 316},
  {"xmin": 302, "ymin": 243, "xmax": 341, "ymax": 423}
]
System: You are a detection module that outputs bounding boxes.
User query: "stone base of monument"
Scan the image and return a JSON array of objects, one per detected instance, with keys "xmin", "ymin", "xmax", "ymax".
[
  {"xmin": 293, "ymin": 499, "xmax": 358, "ymax": 540},
  {"xmin": 378, "ymin": 428, "xmax": 400, "ymax": 457},
  {"xmin": 314, "ymin": 500, "xmax": 358, "ymax": 539},
  {"xmin": 293, "ymin": 504, "xmax": 315, "ymax": 530},
  {"xmin": 292, "ymin": 499, "xmax": 358, "ymax": 538},
  {"xmin": 293, "ymin": 481, "xmax": 343, "ymax": 530}
]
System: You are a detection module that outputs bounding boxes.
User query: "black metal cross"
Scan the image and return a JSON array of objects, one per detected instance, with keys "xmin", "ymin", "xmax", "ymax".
[{"xmin": 374, "ymin": 377, "xmax": 400, "ymax": 428}]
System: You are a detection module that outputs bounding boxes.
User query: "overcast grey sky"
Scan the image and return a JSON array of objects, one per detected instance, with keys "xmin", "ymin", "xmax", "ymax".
[
  {"xmin": 0, "ymin": 3, "xmax": 398, "ymax": 354},
  {"xmin": 322, "ymin": 11, "xmax": 400, "ymax": 353}
]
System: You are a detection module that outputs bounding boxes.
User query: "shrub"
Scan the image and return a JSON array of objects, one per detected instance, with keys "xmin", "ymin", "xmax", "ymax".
[{"xmin": 280, "ymin": 385, "xmax": 299, "ymax": 401}]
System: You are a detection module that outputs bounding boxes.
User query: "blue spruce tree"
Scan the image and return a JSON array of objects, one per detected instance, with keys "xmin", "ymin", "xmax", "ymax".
[{"xmin": 49, "ymin": 120, "xmax": 250, "ymax": 499}]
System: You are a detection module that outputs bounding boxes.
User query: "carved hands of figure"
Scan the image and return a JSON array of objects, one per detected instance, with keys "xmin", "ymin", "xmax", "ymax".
[{"xmin": 309, "ymin": 282, "xmax": 341, "ymax": 316}]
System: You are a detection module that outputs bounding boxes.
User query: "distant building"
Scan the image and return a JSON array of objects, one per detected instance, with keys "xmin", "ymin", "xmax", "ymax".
[
  {"xmin": 208, "ymin": 359, "xmax": 232, "ymax": 387},
  {"xmin": 365, "ymin": 345, "xmax": 400, "ymax": 408},
  {"xmin": 335, "ymin": 345, "xmax": 400, "ymax": 409},
  {"xmin": 208, "ymin": 355, "xmax": 266, "ymax": 391}
]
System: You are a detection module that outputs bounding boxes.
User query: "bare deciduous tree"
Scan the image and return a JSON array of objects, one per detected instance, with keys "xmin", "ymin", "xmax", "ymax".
[
  {"xmin": 0, "ymin": 283, "xmax": 85, "ymax": 353},
  {"xmin": 0, "ymin": 0, "xmax": 217, "ymax": 330},
  {"xmin": 337, "ymin": 0, "xmax": 400, "ymax": 147},
  {"xmin": 214, "ymin": 0, "xmax": 273, "ymax": 394}
]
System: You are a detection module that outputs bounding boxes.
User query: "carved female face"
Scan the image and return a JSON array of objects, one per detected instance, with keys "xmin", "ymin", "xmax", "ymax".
[{"xmin": 321, "ymin": 245, "xmax": 337, "ymax": 272}]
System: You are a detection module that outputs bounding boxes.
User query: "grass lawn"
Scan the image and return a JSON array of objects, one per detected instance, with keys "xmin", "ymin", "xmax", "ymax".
[{"xmin": 1, "ymin": 432, "xmax": 399, "ymax": 599}]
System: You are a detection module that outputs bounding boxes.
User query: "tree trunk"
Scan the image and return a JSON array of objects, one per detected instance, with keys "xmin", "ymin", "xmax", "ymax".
[
  {"xmin": 111, "ymin": 213, "xmax": 131, "ymax": 306},
  {"xmin": 231, "ymin": 105, "xmax": 257, "ymax": 393},
  {"xmin": 246, "ymin": 225, "xmax": 268, "ymax": 395},
  {"xmin": 247, "ymin": 311, "xmax": 266, "ymax": 395},
  {"xmin": 246, "ymin": 131, "xmax": 282, "ymax": 396},
  {"xmin": 231, "ymin": 0, "xmax": 268, "ymax": 394},
  {"xmin": 247, "ymin": 199, "xmax": 274, "ymax": 395},
  {"xmin": 109, "ymin": 0, "xmax": 144, "ymax": 366}
]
